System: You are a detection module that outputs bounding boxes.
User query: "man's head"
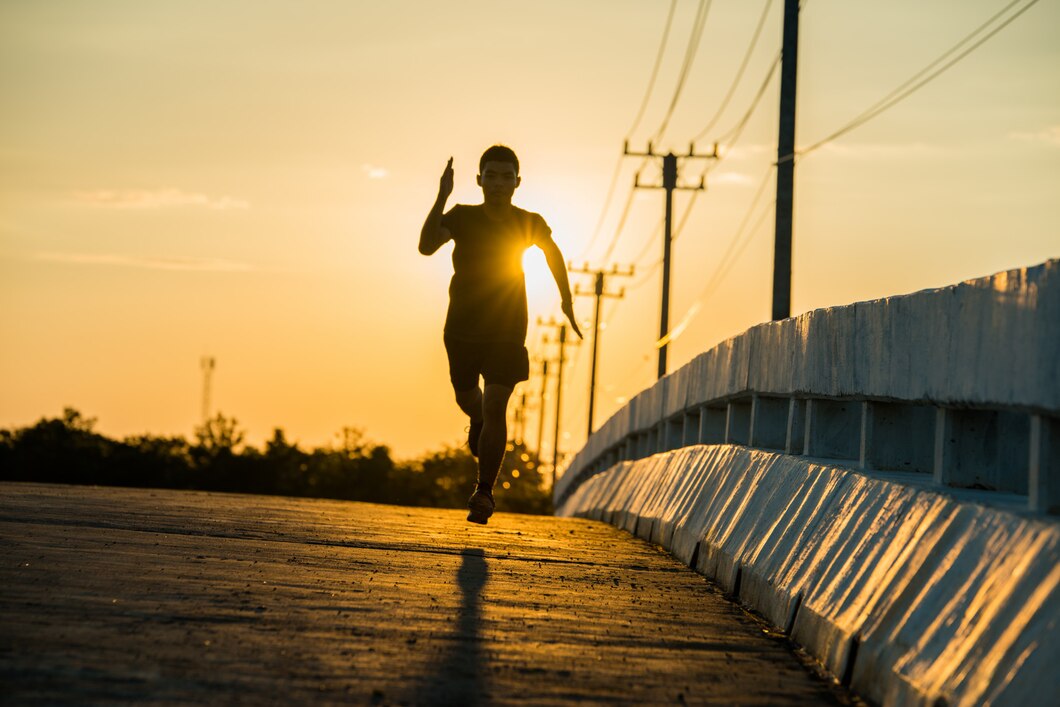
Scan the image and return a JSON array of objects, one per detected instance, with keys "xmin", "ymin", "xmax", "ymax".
[
  {"xmin": 478, "ymin": 145, "xmax": 519, "ymax": 175},
  {"xmin": 477, "ymin": 145, "xmax": 521, "ymax": 206}
]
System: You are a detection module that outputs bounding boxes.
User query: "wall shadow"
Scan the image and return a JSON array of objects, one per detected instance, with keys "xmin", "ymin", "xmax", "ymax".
[{"xmin": 419, "ymin": 547, "xmax": 489, "ymax": 705}]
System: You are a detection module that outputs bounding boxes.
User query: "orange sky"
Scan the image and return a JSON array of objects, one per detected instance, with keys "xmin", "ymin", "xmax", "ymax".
[{"xmin": 1, "ymin": 0, "xmax": 1058, "ymax": 463}]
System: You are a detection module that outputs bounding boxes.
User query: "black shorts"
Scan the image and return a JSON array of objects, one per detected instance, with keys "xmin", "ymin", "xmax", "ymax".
[{"xmin": 444, "ymin": 335, "xmax": 530, "ymax": 390}]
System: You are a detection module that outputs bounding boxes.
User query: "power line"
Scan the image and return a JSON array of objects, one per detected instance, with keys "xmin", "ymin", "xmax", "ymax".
[
  {"xmin": 578, "ymin": 0, "xmax": 678, "ymax": 261},
  {"xmin": 588, "ymin": 2, "xmax": 785, "ymax": 315},
  {"xmin": 708, "ymin": 167, "xmax": 775, "ymax": 290},
  {"xmin": 577, "ymin": 159, "xmax": 623, "ymax": 260},
  {"xmin": 624, "ymin": 144, "xmax": 714, "ymax": 378},
  {"xmin": 669, "ymin": 189, "xmax": 701, "ymax": 243},
  {"xmin": 591, "ymin": 0, "xmax": 717, "ymax": 269},
  {"xmin": 658, "ymin": 196, "xmax": 776, "ymax": 350},
  {"xmin": 599, "ymin": 180, "xmax": 639, "ymax": 262},
  {"xmin": 627, "ymin": 257, "xmax": 662, "ymax": 292},
  {"xmin": 654, "ymin": 166, "xmax": 775, "ymax": 345},
  {"xmin": 628, "ymin": 187, "xmax": 701, "ymax": 290},
  {"xmin": 631, "ymin": 218, "xmax": 665, "ymax": 266},
  {"xmin": 793, "ymin": 0, "xmax": 1042, "ymax": 161},
  {"xmin": 717, "ymin": 53, "xmax": 780, "ymax": 148},
  {"xmin": 687, "ymin": 52, "xmax": 780, "ymax": 189},
  {"xmin": 693, "ymin": 0, "xmax": 775, "ymax": 143},
  {"xmin": 627, "ymin": 0, "xmax": 680, "ymax": 140},
  {"xmin": 617, "ymin": 153, "xmax": 710, "ymax": 283},
  {"xmin": 703, "ymin": 200, "xmax": 775, "ymax": 306},
  {"xmin": 652, "ymin": 0, "xmax": 713, "ymax": 143}
]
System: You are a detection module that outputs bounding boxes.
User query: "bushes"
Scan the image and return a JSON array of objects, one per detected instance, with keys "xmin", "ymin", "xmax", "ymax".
[{"xmin": 0, "ymin": 408, "xmax": 551, "ymax": 514}]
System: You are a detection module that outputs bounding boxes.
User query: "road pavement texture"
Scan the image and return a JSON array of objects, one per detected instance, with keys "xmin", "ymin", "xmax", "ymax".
[{"xmin": 1, "ymin": 483, "xmax": 854, "ymax": 705}]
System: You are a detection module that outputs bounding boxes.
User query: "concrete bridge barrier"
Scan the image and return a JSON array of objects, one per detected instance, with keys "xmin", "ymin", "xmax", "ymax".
[{"xmin": 556, "ymin": 260, "xmax": 1060, "ymax": 706}]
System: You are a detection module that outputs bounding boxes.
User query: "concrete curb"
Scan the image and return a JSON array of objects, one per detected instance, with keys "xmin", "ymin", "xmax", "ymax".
[{"xmin": 557, "ymin": 446, "xmax": 1060, "ymax": 707}]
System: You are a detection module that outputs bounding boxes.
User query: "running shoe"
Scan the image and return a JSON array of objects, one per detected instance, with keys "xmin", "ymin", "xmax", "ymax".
[{"xmin": 466, "ymin": 488, "xmax": 495, "ymax": 525}]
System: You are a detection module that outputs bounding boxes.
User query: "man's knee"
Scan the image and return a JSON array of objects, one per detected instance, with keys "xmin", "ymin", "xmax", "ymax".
[
  {"xmin": 482, "ymin": 384, "xmax": 513, "ymax": 420},
  {"xmin": 454, "ymin": 386, "xmax": 480, "ymax": 404}
]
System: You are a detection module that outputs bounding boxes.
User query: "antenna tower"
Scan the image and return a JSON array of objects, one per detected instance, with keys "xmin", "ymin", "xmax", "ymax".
[{"xmin": 200, "ymin": 356, "xmax": 215, "ymax": 423}]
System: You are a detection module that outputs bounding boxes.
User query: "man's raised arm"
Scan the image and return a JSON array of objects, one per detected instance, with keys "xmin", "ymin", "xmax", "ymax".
[
  {"xmin": 540, "ymin": 239, "xmax": 584, "ymax": 339},
  {"xmin": 419, "ymin": 158, "xmax": 454, "ymax": 255}
]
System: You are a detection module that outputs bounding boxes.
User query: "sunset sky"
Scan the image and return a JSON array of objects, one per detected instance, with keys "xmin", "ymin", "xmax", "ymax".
[{"xmin": 2, "ymin": 0, "xmax": 1057, "ymax": 464}]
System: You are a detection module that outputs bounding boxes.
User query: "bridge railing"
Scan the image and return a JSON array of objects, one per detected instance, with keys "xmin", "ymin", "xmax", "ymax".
[{"xmin": 557, "ymin": 259, "xmax": 1060, "ymax": 515}]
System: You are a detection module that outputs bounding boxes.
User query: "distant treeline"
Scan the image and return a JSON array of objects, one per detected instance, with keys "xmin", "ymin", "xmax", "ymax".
[{"xmin": 0, "ymin": 408, "xmax": 551, "ymax": 515}]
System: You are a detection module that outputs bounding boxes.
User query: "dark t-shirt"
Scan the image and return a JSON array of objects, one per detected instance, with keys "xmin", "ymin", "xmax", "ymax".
[{"xmin": 440, "ymin": 203, "xmax": 553, "ymax": 343}]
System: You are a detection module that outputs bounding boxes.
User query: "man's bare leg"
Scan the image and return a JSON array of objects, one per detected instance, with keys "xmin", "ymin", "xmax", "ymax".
[
  {"xmin": 477, "ymin": 383, "xmax": 514, "ymax": 492},
  {"xmin": 454, "ymin": 387, "xmax": 484, "ymax": 423},
  {"xmin": 454, "ymin": 386, "xmax": 484, "ymax": 455}
]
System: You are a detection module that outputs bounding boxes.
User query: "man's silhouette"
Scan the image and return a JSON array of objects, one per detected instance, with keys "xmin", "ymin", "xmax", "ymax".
[{"xmin": 420, "ymin": 145, "xmax": 581, "ymax": 524}]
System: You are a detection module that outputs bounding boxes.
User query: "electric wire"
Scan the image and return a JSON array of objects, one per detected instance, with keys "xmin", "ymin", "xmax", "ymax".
[
  {"xmin": 599, "ymin": 172, "xmax": 641, "ymax": 263},
  {"xmin": 790, "ymin": 0, "xmax": 1042, "ymax": 162},
  {"xmin": 577, "ymin": 159, "xmax": 624, "ymax": 260},
  {"xmin": 626, "ymin": 189, "xmax": 701, "ymax": 292},
  {"xmin": 658, "ymin": 198, "xmax": 775, "ymax": 350},
  {"xmin": 594, "ymin": 0, "xmax": 714, "ymax": 264},
  {"xmin": 670, "ymin": 189, "xmax": 701, "ymax": 245},
  {"xmin": 631, "ymin": 218, "xmax": 666, "ymax": 267},
  {"xmin": 627, "ymin": 0, "xmax": 680, "ymax": 140},
  {"xmin": 693, "ymin": 0, "xmax": 775, "ymax": 143},
  {"xmin": 687, "ymin": 52, "xmax": 779, "ymax": 190},
  {"xmin": 578, "ymin": 0, "xmax": 679, "ymax": 260},
  {"xmin": 652, "ymin": 0, "xmax": 713, "ymax": 144},
  {"xmin": 627, "ymin": 258, "xmax": 662, "ymax": 292},
  {"xmin": 653, "ymin": 165, "xmax": 775, "ymax": 345},
  {"xmin": 717, "ymin": 52, "xmax": 780, "ymax": 148}
]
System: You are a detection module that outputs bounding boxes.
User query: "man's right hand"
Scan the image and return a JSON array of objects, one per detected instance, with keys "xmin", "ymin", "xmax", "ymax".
[{"xmin": 439, "ymin": 157, "xmax": 454, "ymax": 201}]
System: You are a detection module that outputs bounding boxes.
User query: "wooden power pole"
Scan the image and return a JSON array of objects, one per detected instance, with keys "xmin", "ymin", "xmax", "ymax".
[
  {"xmin": 772, "ymin": 0, "xmax": 801, "ymax": 321},
  {"xmin": 538, "ymin": 317, "xmax": 578, "ymax": 487},
  {"xmin": 624, "ymin": 142, "xmax": 715, "ymax": 378},
  {"xmin": 570, "ymin": 263, "xmax": 634, "ymax": 438}
]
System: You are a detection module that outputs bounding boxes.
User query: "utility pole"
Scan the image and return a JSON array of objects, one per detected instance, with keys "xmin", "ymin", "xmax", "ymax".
[
  {"xmin": 772, "ymin": 0, "xmax": 800, "ymax": 321},
  {"xmin": 570, "ymin": 262, "xmax": 634, "ymax": 438},
  {"xmin": 534, "ymin": 358, "xmax": 549, "ymax": 465},
  {"xmin": 521, "ymin": 392, "xmax": 541, "ymax": 450},
  {"xmin": 538, "ymin": 317, "xmax": 578, "ymax": 487},
  {"xmin": 624, "ymin": 142, "xmax": 716, "ymax": 378},
  {"xmin": 511, "ymin": 391, "xmax": 530, "ymax": 445},
  {"xmin": 200, "ymin": 356, "xmax": 215, "ymax": 423}
]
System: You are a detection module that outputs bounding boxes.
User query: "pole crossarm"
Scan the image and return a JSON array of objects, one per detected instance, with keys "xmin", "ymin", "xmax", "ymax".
[
  {"xmin": 621, "ymin": 142, "xmax": 715, "ymax": 379},
  {"xmin": 569, "ymin": 264, "xmax": 636, "ymax": 438},
  {"xmin": 623, "ymin": 141, "xmax": 718, "ymax": 191}
]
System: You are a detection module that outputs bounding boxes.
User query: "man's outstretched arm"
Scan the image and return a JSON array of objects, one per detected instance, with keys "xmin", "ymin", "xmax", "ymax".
[
  {"xmin": 540, "ymin": 240, "xmax": 584, "ymax": 339},
  {"xmin": 419, "ymin": 157, "xmax": 454, "ymax": 255}
]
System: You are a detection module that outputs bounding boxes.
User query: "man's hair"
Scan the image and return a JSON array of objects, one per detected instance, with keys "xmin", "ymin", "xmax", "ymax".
[{"xmin": 479, "ymin": 145, "xmax": 519, "ymax": 175}]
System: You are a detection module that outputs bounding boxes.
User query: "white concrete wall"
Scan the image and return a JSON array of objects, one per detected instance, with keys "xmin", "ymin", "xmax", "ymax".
[
  {"xmin": 557, "ymin": 446, "xmax": 1060, "ymax": 707},
  {"xmin": 557, "ymin": 259, "xmax": 1060, "ymax": 514}
]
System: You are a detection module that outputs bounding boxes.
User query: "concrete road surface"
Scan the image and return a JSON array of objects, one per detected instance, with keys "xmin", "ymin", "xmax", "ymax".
[{"xmin": 0, "ymin": 483, "xmax": 852, "ymax": 705}]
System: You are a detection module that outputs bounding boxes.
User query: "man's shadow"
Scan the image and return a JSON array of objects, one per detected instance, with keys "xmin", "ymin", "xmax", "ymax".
[{"xmin": 420, "ymin": 548, "xmax": 489, "ymax": 705}]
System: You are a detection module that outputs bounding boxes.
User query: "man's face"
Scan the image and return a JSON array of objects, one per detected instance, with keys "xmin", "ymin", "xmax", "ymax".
[{"xmin": 477, "ymin": 161, "xmax": 520, "ymax": 205}]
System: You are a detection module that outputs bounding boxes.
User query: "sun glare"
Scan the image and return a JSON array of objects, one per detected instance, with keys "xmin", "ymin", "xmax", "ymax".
[{"xmin": 523, "ymin": 249, "xmax": 556, "ymax": 313}]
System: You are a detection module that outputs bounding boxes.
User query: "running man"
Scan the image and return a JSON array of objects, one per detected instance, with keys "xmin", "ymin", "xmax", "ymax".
[{"xmin": 419, "ymin": 145, "xmax": 582, "ymax": 524}]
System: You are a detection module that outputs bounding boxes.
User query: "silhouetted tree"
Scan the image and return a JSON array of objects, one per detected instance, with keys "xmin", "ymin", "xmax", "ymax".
[
  {"xmin": 0, "ymin": 408, "xmax": 551, "ymax": 514},
  {"xmin": 0, "ymin": 408, "xmax": 112, "ymax": 484}
]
